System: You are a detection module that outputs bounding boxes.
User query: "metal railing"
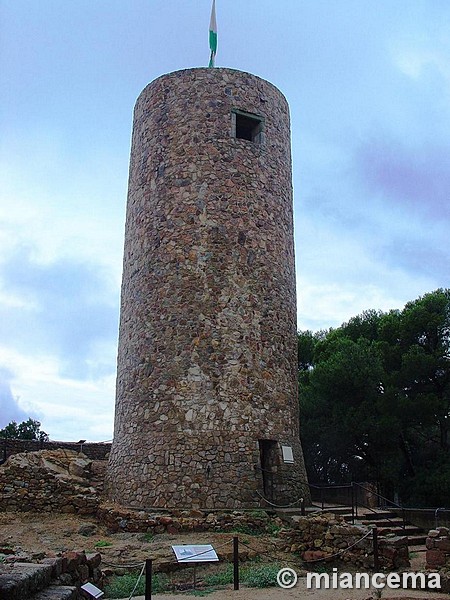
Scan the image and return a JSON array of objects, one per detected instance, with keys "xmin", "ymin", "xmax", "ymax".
[{"xmin": 352, "ymin": 482, "xmax": 406, "ymax": 529}]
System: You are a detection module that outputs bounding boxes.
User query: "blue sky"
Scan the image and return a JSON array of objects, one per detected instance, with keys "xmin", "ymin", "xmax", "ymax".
[{"xmin": 1, "ymin": 1, "xmax": 449, "ymax": 441}]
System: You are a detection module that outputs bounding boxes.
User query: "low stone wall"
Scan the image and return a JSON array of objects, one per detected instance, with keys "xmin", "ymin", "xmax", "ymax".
[
  {"xmin": 97, "ymin": 503, "xmax": 283, "ymax": 535},
  {"xmin": 278, "ymin": 513, "xmax": 410, "ymax": 570},
  {"xmin": 44, "ymin": 550, "xmax": 103, "ymax": 589},
  {"xmin": 0, "ymin": 450, "xmax": 100, "ymax": 514},
  {"xmin": 426, "ymin": 526, "xmax": 450, "ymax": 568},
  {"xmin": 0, "ymin": 439, "xmax": 111, "ymax": 462},
  {"xmin": 426, "ymin": 526, "xmax": 450, "ymax": 593},
  {"xmin": 399, "ymin": 508, "xmax": 450, "ymax": 530}
]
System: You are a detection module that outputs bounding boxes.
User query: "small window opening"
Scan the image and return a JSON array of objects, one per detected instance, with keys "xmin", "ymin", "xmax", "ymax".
[{"xmin": 232, "ymin": 110, "xmax": 264, "ymax": 144}]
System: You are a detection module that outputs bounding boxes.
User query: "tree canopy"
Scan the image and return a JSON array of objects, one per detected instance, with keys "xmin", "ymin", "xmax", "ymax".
[
  {"xmin": 299, "ymin": 288, "xmax": 450, "ymax": 507},
  {"xmin": 0, "ymin": 418, "xmax": 49, "ymax": 442}
]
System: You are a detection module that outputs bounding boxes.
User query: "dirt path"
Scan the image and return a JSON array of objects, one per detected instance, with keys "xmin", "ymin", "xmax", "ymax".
[{"xmin": 122, "ymin": 584, "xmax": 444, "ymax": 600}]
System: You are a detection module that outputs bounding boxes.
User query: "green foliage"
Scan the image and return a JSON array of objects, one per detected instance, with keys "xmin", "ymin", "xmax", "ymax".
[
  {"xmin": 203, "ymin": 564, "xmax": 233, "ymax": 587},
  {"xmin": 265, "ymin": 522, "xmax": 281, "ymax": 535},
  {"xmin": 241, "ymin": 563, "xmax": 281, "ymax": 587},
  {"xmin": 104, "ymin": 573, "xmax": 144, "ymax": 598},
  {"xmin": 299, "ymin": 288, "xmax": 450, "ymax": 506},
  {"xmin": 94, "ymin": 540, "xmax": 112, "ymax": 548},
  {"xmin": 0, "ymin": 418, "xmax": 48, "ymax": 441},
  {"xmin": 104, "ymin": 571, "xmax": 168, "ymax": 598},
  {"xmin": 231, "ymin": 524, "xmax": 263, "ymax": 536},
  {"xmin": 151, "ymin": 572, "xmax": 169, "ymax": 594},
  {"xmin": 203, "ymin": 562, "xmax": 280, "ymax": 590}
]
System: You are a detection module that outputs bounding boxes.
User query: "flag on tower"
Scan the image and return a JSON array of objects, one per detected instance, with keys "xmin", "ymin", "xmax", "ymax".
[{"xmin": 209, "ymin": 0, "xmax": 217, "ymax": 67}]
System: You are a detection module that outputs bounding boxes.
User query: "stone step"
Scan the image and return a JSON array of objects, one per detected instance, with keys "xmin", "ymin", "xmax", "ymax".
[
  {"xmin": 405, "ymin": 534, "xmax": 428, "ymax": 545},
  {"xmin": 310, "ymin": 504, "xmax": 350, "ymax": 515},
  {"xmin": 0, "ymin": 562, "xmax": 52, "ymax": 600},
  {"xmin": 357, "ymin": 518, "xmax": 405, "ymax": 526},
  {"xmin": 30, "ymin": 586, "xmax": 78, "ymax": 600},
  {"xmin": 410, "ymin": 544, "xmax": 427, "ymax": 553},
  {"xmin": 350, "ymin": 520, "xmax": 422, "ymax": 535},
  {"xmin": 345, "ymin": 511, "xmax": 400, "ymax": 521}
]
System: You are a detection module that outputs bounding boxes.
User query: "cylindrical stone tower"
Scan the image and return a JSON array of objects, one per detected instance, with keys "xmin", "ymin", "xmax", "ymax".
[{"xmin": 107, "ymin": 67, "xmax": 309, "ymax": 509}]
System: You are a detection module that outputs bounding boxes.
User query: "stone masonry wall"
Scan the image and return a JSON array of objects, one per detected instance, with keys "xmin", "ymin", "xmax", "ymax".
[
  {"xmin": 426, "ymin": 526, "xmax": 450, "ymax": 568},
  {"xmin": 107, "ymin": 67, "xmax": 309, "ymax": 509},
  {"xmin": 0, "ymin": 450, "xmax": 100, "ymax": 514},
  {"xmin": 426, "ymin": 527, "xmax": 450, "ymax": 593},
  {"xmin": 278, "ymin": 513, "xmax": 410, "ymax": 570},
  {"xmin": 0, "ymin": 439, "xmax": 111, "ymax": 462}
]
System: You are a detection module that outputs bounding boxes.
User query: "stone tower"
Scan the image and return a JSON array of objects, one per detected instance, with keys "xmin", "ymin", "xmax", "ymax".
[{"xmin": 107, "ymin": 67, "xmax": 309, "ymax": 509}]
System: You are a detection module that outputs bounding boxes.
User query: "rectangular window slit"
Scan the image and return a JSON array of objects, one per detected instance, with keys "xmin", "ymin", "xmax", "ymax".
[{"xmin": 232, "ymin": 110, "xmax": 264, "ymax": 144}]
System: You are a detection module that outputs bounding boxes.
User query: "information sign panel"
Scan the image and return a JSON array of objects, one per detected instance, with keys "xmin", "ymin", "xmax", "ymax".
[{"xmin": 172, "ymin": 544, "xmax": 218, "ymax": 563}]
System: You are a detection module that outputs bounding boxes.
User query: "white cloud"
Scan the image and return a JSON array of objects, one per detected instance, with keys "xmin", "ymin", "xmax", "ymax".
[
  {"xmin": 0, "ymin": 347, "xmax": 114, "ymax": 440},
  {"xmin": 0, "ymin": 129, "xmax": 126, "ymax": 273}
]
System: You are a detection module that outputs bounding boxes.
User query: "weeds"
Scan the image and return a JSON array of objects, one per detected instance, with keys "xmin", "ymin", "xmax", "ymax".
[
  {"xmin": 203, "ymin": 561, "xmax": 280, "ymax": 590},
  {"xmin": 104, "ymin": 571, "xmax": 168, "ymax": 598},
  {"xmin": 266, "ymin": 522, "xmax": 282, "ymax": 535},
  {"xmin": 94, "ymin": 540, "xmax": 112, "ymax": 548},
  {"xmin": 241, "ymin": 563, "xmax": 281, "ymax": 588},
  {"xmin": 104, "ymin": 560, "xmax": 281, "ymax": 597},
  {"xmin": 230, "ymin": 524, "xmax": 263, "ymax": 536},
  {"xmin": 203, "ymin": 564, "xmax": 233, "ymax": 587},
  {"xmin": 248, "ymin": 509, "xmax": 269, "ymax": 519}
]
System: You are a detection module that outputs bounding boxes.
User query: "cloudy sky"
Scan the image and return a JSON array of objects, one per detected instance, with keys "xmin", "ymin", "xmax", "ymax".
[{"xmin": 1, "ymin": 1, "xmax": 449, "ymax": 441}]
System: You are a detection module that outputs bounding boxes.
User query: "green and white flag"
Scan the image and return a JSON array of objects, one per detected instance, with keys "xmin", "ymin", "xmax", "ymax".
[{"xmin": 208, "ymin": 0, "xmax": 217, "ymax": 67}]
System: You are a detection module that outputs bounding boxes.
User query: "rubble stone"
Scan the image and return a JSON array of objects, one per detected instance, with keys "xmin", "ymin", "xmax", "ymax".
[{"xmin": 0, "ymin": 450, "xmax": 100, "ymax": 514}]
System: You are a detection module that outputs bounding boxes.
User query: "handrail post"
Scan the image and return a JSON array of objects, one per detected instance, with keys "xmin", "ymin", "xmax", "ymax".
[
  {"xmin": 233, "ymin": 536, "xmax": 239, "ymax": 590},
  {"xmin": 402, "ymin": 507, "xmax": 406, "ymax": 530},
  {"xmin": 351, "ymin": 482, "xmax": 355, "ymax": 525},
  {"xmin": 372, "ymin": 527, "xmax": 379, "ymax": 571},
  {"xmin": 145, "ymin": 559, "xmax": 152, "ymax": 600}
]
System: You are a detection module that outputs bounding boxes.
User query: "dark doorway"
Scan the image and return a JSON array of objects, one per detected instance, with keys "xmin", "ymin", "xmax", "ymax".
[{"xmin": 259, "ymin": 439, "xmax": 278, "ymax": 501}]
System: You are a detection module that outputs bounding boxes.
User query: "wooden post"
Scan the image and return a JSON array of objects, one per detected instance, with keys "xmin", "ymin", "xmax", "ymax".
[
  {"xmin": 372, "ymin": 527, "xmax": 379, "ymax": 571},
  {"xmin": 145, "ymin": 559, "xmax": 152, "ymax": 600},
  {"xmin": 233, "ymin": 536, "xmax": 239, "ymax": 590}
]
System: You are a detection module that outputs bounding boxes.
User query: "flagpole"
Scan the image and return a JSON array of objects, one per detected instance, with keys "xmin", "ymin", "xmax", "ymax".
[{"xmin": 209, "ymin": 0, "xmax": 217, "ymax": 67}]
